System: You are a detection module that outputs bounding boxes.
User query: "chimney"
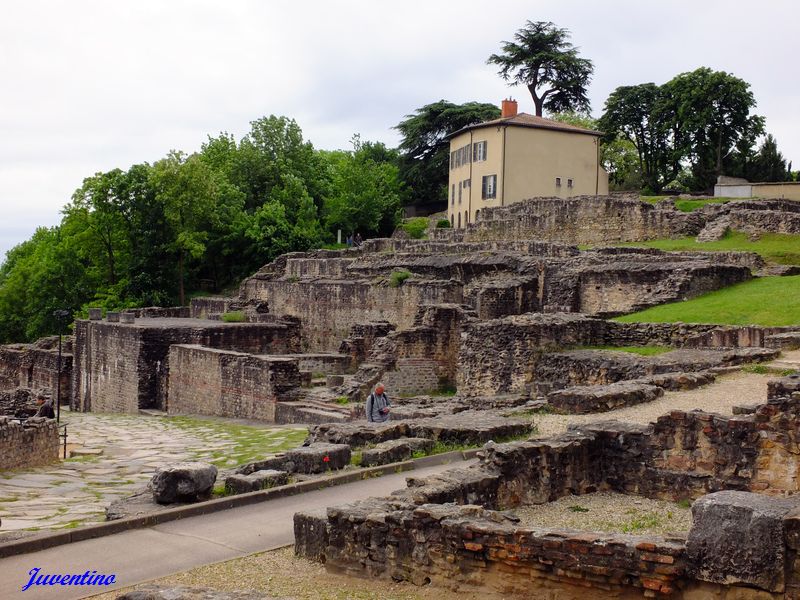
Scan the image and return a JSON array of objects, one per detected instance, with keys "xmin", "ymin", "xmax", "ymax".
[{"xmin": 501, "ymin": 98, "xmax": 518, "ymax": 118}]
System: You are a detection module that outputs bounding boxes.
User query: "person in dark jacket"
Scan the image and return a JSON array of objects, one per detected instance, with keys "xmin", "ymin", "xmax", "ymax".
[
  {"xmin": 365, "ymin": 383, "xmax": 391, "ymax": 423},
  {"xmin": 34, "ymin": 397, "xmax": 55, "ymax": 419}
]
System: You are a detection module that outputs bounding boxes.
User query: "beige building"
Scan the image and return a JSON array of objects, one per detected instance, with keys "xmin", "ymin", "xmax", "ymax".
[{"xmin": 447, "ymin": 99, "xmax": 609, "ymax": 228}]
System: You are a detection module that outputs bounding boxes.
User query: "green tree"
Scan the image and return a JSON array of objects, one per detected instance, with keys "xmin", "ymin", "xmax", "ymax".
[
  {"xmin": 322, "ymin": 138, "xmax": 404, "ymax": 237},
  {"xmin": 664, "ymin": 68, "xmax": 764, "ymax": 191},
  {"xmin": 487, "ymin": 21, "xmax": 594, "ymax": 117},
  {"xmin": 395, "ymin": 100, "xmax": 500, "ymax": 206},
  {"xmin": 151, "ymin": 151, "xmax": 219, "ymax": 305},
  {"xmin": 747, "ymin": 134, "xmax": 789, "ymax": 182},
  {"xmin": 598, "ymin": 84, "xmax": 675, "ymax": 193}
]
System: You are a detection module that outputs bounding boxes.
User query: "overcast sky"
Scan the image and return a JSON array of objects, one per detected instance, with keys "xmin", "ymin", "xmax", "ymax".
[{"xmin": 1, "ymin": 0, "xmax": 797, "ymax": 260}]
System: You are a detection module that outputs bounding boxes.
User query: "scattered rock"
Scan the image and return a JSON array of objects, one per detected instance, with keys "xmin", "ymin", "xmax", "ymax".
[
  {"xmin": 149, "ymin": 462, "xmax": 218, "ymax": 504},
  {"xmin": 360, "ymin": 438, "xmax": 434, "ymax": 467},
  {"xmin": 225, "ymin": 470, "xmax": 289, "ymax": 494}
]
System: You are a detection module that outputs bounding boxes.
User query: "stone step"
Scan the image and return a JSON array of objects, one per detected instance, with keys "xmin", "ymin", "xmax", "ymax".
[{"xmin": 295, "ymin": 408, "xmax": 350, "ymax": 423}]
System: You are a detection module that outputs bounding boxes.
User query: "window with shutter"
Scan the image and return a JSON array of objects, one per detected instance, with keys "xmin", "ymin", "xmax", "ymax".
[{"xmin": 481, "ymin": 175, "xmax": 497, "ymax": 200}]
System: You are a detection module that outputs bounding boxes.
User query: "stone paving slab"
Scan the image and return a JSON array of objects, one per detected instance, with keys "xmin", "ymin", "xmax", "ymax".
[{"xmin": 0, "ymin": 410, "xmax": 305, "ymax": 537}]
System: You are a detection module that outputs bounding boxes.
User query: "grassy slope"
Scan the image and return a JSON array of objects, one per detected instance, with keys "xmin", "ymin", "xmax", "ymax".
[
  {"xmin": 618, "ymin": 231, "xmax": 800, "ymax": 265},
  {"xmin": 614, "ymin": 275, "xmax": 800, "ymax": 327}
]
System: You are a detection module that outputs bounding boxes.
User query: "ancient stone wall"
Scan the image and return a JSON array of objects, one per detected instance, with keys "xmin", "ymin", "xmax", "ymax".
[
  {"xmin": 0, "ymin": 416, "xmax": 59, "ymax": 470},
  {"xmin": 297, "ymin": 394, "xmax": 800, "ymax": 598},
  {"xmin": 167, "ymin": 345, "xmax": 300, "ymax": 420},
  {"xmin": 73, "ymin": 318, "xmax": 301, "ymax": 413},
  {"xmin": 0, "ymin": 344, "xmax": 72, "ymax": 398},
  {"xmin": 432, "ymin": 195, "xmax": 699, "ymax": 245},
  {"xmin": 457, "ymin": 313, "xmax": 800, "ymax": 396},
  {"xmin": 239, "ymin": 278, "xmax": 461, "ymax": 352}
]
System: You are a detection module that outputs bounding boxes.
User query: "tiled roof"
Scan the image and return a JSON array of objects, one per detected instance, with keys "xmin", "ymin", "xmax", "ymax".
[{"xmin": 448, "ymin": 112, "xmax": 604, "ymax": 139}]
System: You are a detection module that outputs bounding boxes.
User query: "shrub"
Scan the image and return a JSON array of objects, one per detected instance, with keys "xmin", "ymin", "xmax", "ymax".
[
  {"xmin": 221, "ymin": 311, "xmax": 246, "ymax": 323},
  {"xmin": 389, "ymin": 270, "xmax": 411, "ymax": 287},
  {"xmin": 436, "ymin": 219, "xmax": 451, "ymax": 228},
  {"xmin": 399, "ymin": 217, "xmax": 429, "ymax": 239}
]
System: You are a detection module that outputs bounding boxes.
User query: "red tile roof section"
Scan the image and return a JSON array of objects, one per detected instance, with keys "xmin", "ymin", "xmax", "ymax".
[{"xmin": 448, "ymin": 112, "xmax": 604, "ymax": 139}]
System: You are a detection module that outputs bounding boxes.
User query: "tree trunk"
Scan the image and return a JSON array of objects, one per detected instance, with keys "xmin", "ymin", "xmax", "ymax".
[
  {"xmin": 527, "ymin": 84, "xmax": 543, "ymax": 117},
  {"xmin": 178, "ymin": 250, "xmax": 185, "ymax": 306}
]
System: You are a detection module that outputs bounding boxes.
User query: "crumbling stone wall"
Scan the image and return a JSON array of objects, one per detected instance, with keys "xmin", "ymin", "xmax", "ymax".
[
  {"xmin": 73, "ymin": 318, "xmax": 301, "ymax": 413},
  {"xmin": 297, "ymin": 395, "xmax": 800, "ymax": 598},
  {"xmin": 0, "ymin": 342, "xmax": 72, "ymax": 398},
  {"xmin": 458, "ymin": 313, "xmax": 800, "ymax": 396},
  {"xmin": 0, "ymin": 416, "xmax": 59, "ymax": 470},
  {"xmin": 239, "ymin": 278, "xmax": 462, "ymax": 352},
  {"xmin": 167, "ymin": 345, "xmax": 300, "ymax": 420}
]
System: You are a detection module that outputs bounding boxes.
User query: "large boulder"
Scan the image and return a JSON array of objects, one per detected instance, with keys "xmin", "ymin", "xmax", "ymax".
[
  {"xmin": 150, "ymin": 462, "xmax": 217, "ymax": 504},
  {"xmin": 686, "ymin": 490, "xmax": 800, "ymax": 593},
  {"xmin": 360, "ymin": 437, "xmax": 434, "ymax": 467}
]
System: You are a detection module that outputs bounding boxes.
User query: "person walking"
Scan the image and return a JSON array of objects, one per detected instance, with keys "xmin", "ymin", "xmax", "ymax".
[{"xmin": 365, "ymin": 383, "xmax": 391, "ymax": 423}]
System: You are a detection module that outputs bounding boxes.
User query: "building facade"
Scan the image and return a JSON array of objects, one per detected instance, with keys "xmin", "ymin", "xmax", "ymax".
[{"xmin": 447, "ymin": 99, "xmax": 609, "ymax": 228}]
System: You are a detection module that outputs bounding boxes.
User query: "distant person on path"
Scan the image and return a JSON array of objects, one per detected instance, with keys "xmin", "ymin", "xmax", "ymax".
[
  {"xmin": 34, "ymin": 396, "xmax": 55, "ymax": 419},
  {"xmin": 354, "ymin": 232, "xmax": 363, "ymax": 247},
  {"xmin": 366, "ymin": 383, "xmax": 391, "ymax": 423}
]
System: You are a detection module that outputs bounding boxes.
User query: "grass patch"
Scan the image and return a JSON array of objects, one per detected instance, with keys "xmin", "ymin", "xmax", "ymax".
[
  {"xmin": 674, "ymin": 197, "xmax": 732, "ymax": 212},
  {"xmin": 389, "ymin": 270, "xmax": 411, "ymax": 287},
  {"xmin": 676, "ymin": 499, "xmax": 692, "ymax": 509},
  {"xmin": 221, "ymin": 311, "xmax": 246, "ymax": 323},
  {"xmin": 579, "ymin": 345, "xmax": 673, "ymax": 356},
  {"xmin": 334, "ymin": 396, "xmax": 351, "ymax": 405},
  {"xmin": 165, "ymin": 417, "xmax": 308, "ymax": 467},
  {"xmin": 399, "ymin": 217, "xmax": 429, "ymax": 239},
  {"xmin": 614, "ymin": 276, "xmax": 800, "ymax": 327},
  {"xmin": 320, "ymin": 242, "xmax": 347, "ymax": 250},
  {"xmin": 568, "ymin": 505, "xmax": 590, "ymax": 513},
  {"xmin": 617, "ymin": 230, "xmax": 800, "ymax": 265},
  {"xmin": 350, "ymin": 451, "xmax": 363, "ymax": 467},
  {"xmin": 741, "ymin": 364, "xmax": 796, "ymax": 376},
  {"xmin": 620, "ymin": 513, "xmax": 662, "ymax": 533},
  {"xmin": 436, "ymin": 219, "xmax": 451, "ymax": 228},
  {"xmin": 640, "ymin": 196, "xmax": 668, "ymax": 204}
]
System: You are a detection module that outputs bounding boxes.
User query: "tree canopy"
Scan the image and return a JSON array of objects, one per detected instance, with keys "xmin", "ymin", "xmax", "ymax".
[
  {"xmin": 599, "ymin": 68, "xmax": 769, "ymax": 192},
  {"xmin": 0, "ymin": 116, "xmax": 403, "ymax": 343},
  {"xmin": 395, "ymin": 100, "xmax": 500, "ymax": 206},
  {"xmin": 487, "ymin": 21, "xmax": 594, "ymax": 117}
]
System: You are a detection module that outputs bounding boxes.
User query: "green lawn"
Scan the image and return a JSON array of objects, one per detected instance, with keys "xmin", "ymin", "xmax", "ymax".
[
  {"xmin": 613, "ymin": 275, "xmax": 800, "ymax": 327},
  {"xmin": 639, "ymin": 196, "xmax": 735, "ymax": 212},
  {"xmin": 618, "ymin": 230, "xmax": 800, "ymax": 265}
]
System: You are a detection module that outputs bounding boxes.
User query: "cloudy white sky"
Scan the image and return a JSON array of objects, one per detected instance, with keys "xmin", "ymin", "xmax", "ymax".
[{"xmin": 1, "ymin": 0, "xmax": 797, "ymax": 260}]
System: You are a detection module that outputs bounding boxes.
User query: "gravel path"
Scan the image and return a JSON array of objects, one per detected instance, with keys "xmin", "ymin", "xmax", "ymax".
[
  {"xmin": 91, "ymin": 546, "xmax": 474, "ymax": 600},
  {"xmin": 532, "ymin": 369, "xmax": 778, "ymax": 439},
  {"xmin": 513, "ymin": 491, "xmax": 692, "ymax": 536}
]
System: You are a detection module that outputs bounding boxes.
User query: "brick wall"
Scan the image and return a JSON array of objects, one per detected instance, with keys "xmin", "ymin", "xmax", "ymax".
[
  {"xmin": 0, "ymin": 417, "xmax": 59, "ymax": 470},
  {"xmin": 167, "ymin": 345, "xmax": 300, "ymax": 421}
]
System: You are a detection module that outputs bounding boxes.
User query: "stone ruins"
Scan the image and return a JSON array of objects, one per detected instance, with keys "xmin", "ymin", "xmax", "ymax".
[{"xmin": 1, "ymin": 193, "xmax": 800, "ymax": 597}]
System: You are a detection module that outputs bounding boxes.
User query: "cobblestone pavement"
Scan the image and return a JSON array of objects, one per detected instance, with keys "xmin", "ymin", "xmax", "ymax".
[{"xmin": 0, "ymin": 411, "xmax": 306, "ymax": 535}]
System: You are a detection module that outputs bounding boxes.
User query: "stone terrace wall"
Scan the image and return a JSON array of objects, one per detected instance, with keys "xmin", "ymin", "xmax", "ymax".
[
  {"xmin": 457, "ymin": 313, "xmax": 800, "ymax": 396},
  {"xmin": 167, "ymin": 345, "xmax": 300, "ymax": 421},
  {"xmin": 0, "ymin": 417, "xmax": 59, "ymax": 470},
  {"xmin": 0, "ymin": 344, "xmax": 72, "ymax": 397},
  {"xmin": 73, "ymin": 318, "xmax": 301, "ymax": 413},
  {"xmin": 433, "ymin": 195, "xmax": 699, "ymax": 245},
  {"xmin": 239, "ymin": 278, "xmax": 462, "ymax": 352}
]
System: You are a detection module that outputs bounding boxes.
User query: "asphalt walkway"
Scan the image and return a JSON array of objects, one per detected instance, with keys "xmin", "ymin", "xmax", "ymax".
[{"xmin": 0, "ymin": 459, "xmax": 471, "ymax": 600}]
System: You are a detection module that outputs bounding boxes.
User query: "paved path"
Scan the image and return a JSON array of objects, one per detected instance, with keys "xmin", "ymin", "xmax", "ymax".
[
  {"xmin": 0, "ymin": 459, "xmax": 473, "ymax": 600},
  {"xmin": 0, "ymin": 411, "xmax": 306, "ymax": 533}
]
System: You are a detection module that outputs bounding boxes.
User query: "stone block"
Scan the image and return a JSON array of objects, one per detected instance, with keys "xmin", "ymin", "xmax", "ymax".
[
  {"xmin": 225, "ymin": 469, "xmax": 289, "ymax": 494},
  {"xmin": 686, "ymin": 490, "xmax": 800, "ymax": 592},
  {"xmin": 119, "ymin": 312, "xmax": 135, "ymax": 324},
  {"xmin": 150, "ymin": 462, "xmax": 218, "ymax": 504},
  {"xmin": 88, "ymin": 307, "xmax": 102, "ymax": 320},
  {"xmin": 106, "ymin": 311, "xmax": 120, "ymax": 322},
  {"xmin": 285, "ymin": 443, "xmax": 351, "ymax": 474},
  {"xmin": 326, "ymin": 374, "xmax": 345, "ymax": 387},
  {"xmin": 360, "ymin": 437, "xmax": 434, "ymax": 467},
  {"xmin": 548, "ymin": 382, "xmax": 663, "ymax": 414}
]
